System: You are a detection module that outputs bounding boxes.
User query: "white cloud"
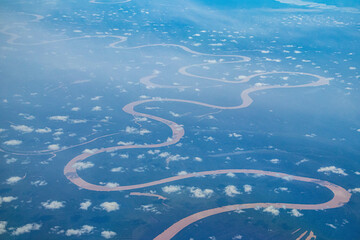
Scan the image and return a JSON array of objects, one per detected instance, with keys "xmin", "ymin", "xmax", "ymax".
[
  {"xmin": 194, "ymin": 157, "xmax": 202, "ymax": 162},
  {"xmin": 274, "ymin": 0, "xmax": 359, "ymax": 13},
  {"xmin": 100, "ymin": 202, "xmax": 119, "ymax": 212},
  {"xmin": 71, "ymin": 107, "xmax": 80, "ymax": 111},
  {"xmin": 65, "ymin": 225, "xmax": 94, "ymax": 236},
  {"xmin": 31, "ymin": 180, "xmax": 47, "ymax": 187},
  {"xmin": 229, "ymin": 133, "xmax": 242, "ymax": 138},
  {"xmin": 19, "ymin": 113, "xmax": 35, "ymax": 120},
  {"xmin": 91, "ymin": 96, "xmax": 102, "ymax": 101},
  {"xmin": 0, "ymin": 221, "xmax": 7, "ymax": 234},
  {"xmin": 3, "ymin": 140, "xmax": 22, "ymax": 146},
  {"xmin": 326, "ymin": 223, "xmax": 337, "ymax": 229},
  {"xmin": 117, "ymin": 141, "xmax": 134, "ymax": 146},
  {"xmin": 125, "ymin": 126, "xmax": 137, "ymax": 133},
  {"xmin": 348, "ymin": 188, "xmax": 360, "ymax": 193},
  {"xmin": 6, "ymin": 176, "xmax": 22, "ymax": 185},
  {"xmin": 71, "ymin": 119, "xmax": 87, "ymax": 124},
  {"xmin": 139, "ymin": 129, "xmax": 151, "ymax": 135},
  {"xmin": 125, "ymin": 126, "xmax": 151, "ymax": 135},
  {"xmin": 101, "ymin": 231, "xmax": 117, "ymax": 239},
  {"xmin": 263, "ymin": 206, "xmax": 280, "ymax": 216},
  {"xmin": 162, "ymin": 185, "xmax": 182, "ymax": 194},
  {"xmin": 305, "ymin": 133, "xmax": 316, "ymax": 138},
  {"xmin": 232, "ymin": 235, "xmax": 243, "ymax": 239},
  {"xmin": 0, "ymin": 196, "xmax": 17, "ymax": 206},
  {"xmin": 48, "ymin": 144, "xmax": 60, "ymax": 151},
  {"xmin": 0, "ymin": 129, "xmax": 6, "ymax": 133},
  {"xmin": 91, "ymin": 106, "xmax": 102, "ymax": 111},
  {"xmin": 227, "ymin": 172, "xmax": 236, "ymax": 178},
  {"xmin": 136, "ymin": 204, "xmax": 161, "ymax": 214},
  {"xmin": 11, "ymin": 125, "xmax": 33, "ymax": 133},
  {"xmin": 289, "ymin": 209, "xmax": 303, "ymax": 217},
  {"xmin": 317, "ymin": 166, "xmax": 347, "ymax": 176},
  {"xmin": 177, "ymin": 171, "xmax": 188, "ymax": 176},
  {"xmin": 105, "ymin": 182, "xmax": 119, "ymax": 188},
  {"xmin": 110, "ymin": 167, "xmax": 124, "ymax": 172},
  {"xmin": 270, "ymin": 158, "xmax": 280, "ymax": 164},
  {"xmin": 6, "ymin": 158, "xmax": 17, "ymax": 164},
  {"xmin": 35, "ymin": 127, "xmax": 52, "ymax": 133},
  {"xmin": 225, "ymin": 185, "xmax": 241, "ymax": 197},
  {"xmin": 169, "ymin": 111, "xmax": 180, "ymax": 117},
  {"xmin": 243, "ymin": 184, "xmax": 252, "ymax": 193},
  {"xmin": 82, "ymin": 148, "xmax": 98, "ymax": 154},
  {"xmin": 49, "ymin": 116, "xmax": 69, "ymax": 121},
  {"xmin": 12, "ymin": 223, "xmax": 41, "ymax": 236},
  {"xmin": 189, "ymin": 187, "xmax": 214, "ymax": 198},
  {"xmin": 41, "ymin": 200, "xmax": 65, "ymax": 209},
  {"xmin": 166, "ymin": 154, "xmax": 189, "ymax": 163},
  {"xmin": 80, "ymin": 200, "xmax": 92, "ymax": 210},
  {"xmin": 72, "ymin": 161, "xmax": 94, "ymax": 170}
]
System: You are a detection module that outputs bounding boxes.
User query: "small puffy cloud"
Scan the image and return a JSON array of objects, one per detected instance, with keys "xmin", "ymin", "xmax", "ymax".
[
  {"xmin": 166, "ymin": 154, "xmax": 189, "ymax": 163},
  {"xmin": 71, "ymin": 119, "xmax": 87, "ymax": 124},
  {"xmin": 326, "ymin": 223, "xmax": 337, "ymax": 229},
  {"xmin": 110, "ymin": 167, "xmax": 124, "ymax": 172},
  {"xmin": 31, "ymin": 180, "xmax": 47, "ymax": 187},
  {"xmin": 305, "ymin": 133, "xmax": 316, "ymax": 138},
  {"xmin": 6, "ymin": 158, "xmax": 17, "ymax": 164},
  {"xmin": 49, "ymin": 116, "xmax": 69, "ymax": 121},
  {"xmin": 227, "ymin": 172, "xmax": 236, "ymax": 178},
  {"xmin": 82, "ymin": 148, "xmax": 98, "ymax": 154},
  {"xmin": 72, "ymin": 161, "xmax": 94, "ymax": 170},
  {"xmin": 243, "ymin": 185, "xmax": 252, "ymax": 193},
  {"xmin": 232, "ymin": 235, "xmax": 243, "ymax": 239},
  {"xmin": 348, "ymin": 188, "xmax": 360, "ymax": 193},
  {"xmin": 101, "ymin": 231, "xmax": 117, "ymax": 239},
  {"xmin": 35, "ymin": 127, "xmax": 52, "ymax": 133},
  {"xmin": 177, "ymin": 171, "xmax": 188, "ymax": 176},
  {"xmin": 0, "ymin": 196, "xmax": 17, "ymax": 202},
  {"xmin": 225, "ymin": 185, "xmax": 241, "ymax": 197},
  {"xmin": 189, "ymin": 187, "xmax": 214, "ymax": 198},
  {"xmin": 289, "ymin": 209, "xmax": 303, "ymax": 217},
  {"xmin": 136, "ymin": 204, "xmax": 161, "ymax": 214},
  {"xmin": 263, "ymin": 206, "xmax": 279, "ymax": 216},
  {"xmin": 125, "ymin": 126, "xmax": 137, "ymax": 134},
  {"xmin": 91, "ymin": 106, "xmax": 102, "ymax": 111},
  {"xmin": 80, "ymin": 200, "xmax": 92, "ymax": 210},
  {"xmin": 317, "ymin": 166, "xmax": 347, "ymax": 176},
  {"xmin": 0, "ymin": 221, "xmax": 7, "ymax": 234},
  {"xmin": 117, "ymin": 141, "xmax": 134, "ymax": 146},
  {"xmin": 0, "ymin": 129, "xmax": 6, "ymax": 133},
  {"xmin": 6, "ymin": 176, "xmax": 22, "ymax": 185},
  {"xmin": 169, "ymin": 111, "xmax": 180, "ymax": 117},
  {"xmin": 100, "ymin": 202, "xmax": 119, "ymax": 212},
  {"xmin": 125, "ymin": 126, "xmax": 151, "ymax": 135},
  {"xmin": 41, "ymin": 200, "xmax": 65, "ymax": 209},
  {"xmin": 162, "ymin": 185, "xmax": 182, "ymax": 194},
  {"xmin": 12, "ymin": 223, "xmax": 41, "ymax": 236},
  {"xmin": 48, "ymin": 144, "xmax": 60, "ymax": 151},
  {"xmin": 65, "ymin": 225, "xmax": 94, "ymax": 236},
  {"xmin": 11, "ymin": 125, "xmax": 33, "ymax": 133},
  {"xmin": 19, "ymin": 113, "xmax": 35, "ymax": 120},
  {"xmin": 270, "ymin": 158, "xmax": 280, "ymax": 164},
  {"xmin": 3, "ymin": 140, "xmax": 22, "ymax": 146},
  {"xmin": 229, "ymin": 133, "xmax": 242, "ymax": 138},
  {"xmin": 194, "ymin": 157, "xmax": 202, "ymax": 162},
  {"xmin": 91, "ymin": 96, "xmax": 102, "ymax": 101},
  {"xmin": 71, "ymin": 107, "xmax": 80, "ymax": 111},
  {"xmin": 105, "ymin": 182, "xmax": 119, "ymax": 188}
]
